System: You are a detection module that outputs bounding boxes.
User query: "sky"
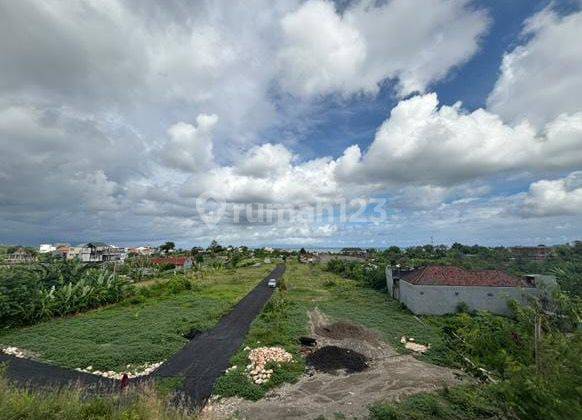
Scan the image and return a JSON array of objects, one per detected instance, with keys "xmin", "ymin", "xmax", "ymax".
[{"xmin": 1, "ymin": 0, "xmax": 582, "ymax": 248}]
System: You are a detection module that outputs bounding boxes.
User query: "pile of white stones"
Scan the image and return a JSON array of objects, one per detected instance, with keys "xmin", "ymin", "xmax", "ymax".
[
  {"xmin": 75, "ymin": 361, "xmax": 164, "ymax": 380},
  {"xmin": 245, "ymin": 346, "xmax": 292, "ymax": 385},
  {"xmin": 401, "ymin": 336, "xmax": 430, "ymax": 353},
  {"xmin": 1, "ymin": 346, "xmax": 27, "ymax": 358}
]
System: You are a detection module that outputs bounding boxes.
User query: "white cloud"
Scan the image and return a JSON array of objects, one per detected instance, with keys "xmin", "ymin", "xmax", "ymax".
[
  {"xmin": 162, "ymin": 114, "xmax": 218, "ymax": 172},
  {"xmin": 278, "ymin": 0, "xmax": 489, "ymax": 97},
  {"xmin": 487, "ymin": 7, "xmax": 582, "ymax": 127},
  {"xmin": 337, "ymin": 93, "xmax": 582, "ymax": 186},
  {"xmin": 520, "ymin": 172, "xmax": 582, "ymax": 217},
  {"xmin": 236, "ymin": 143, "xmax": 294, "ymax": 178}
]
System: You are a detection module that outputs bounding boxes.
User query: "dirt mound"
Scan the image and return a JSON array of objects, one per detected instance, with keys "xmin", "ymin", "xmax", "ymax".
[
  {"xmin": 306, "ymin": 346, "xmax": 368, "ymax": 374},
  {"xmin": 315, "ymin": 321, "xmax": 378, "ymax": 343}
]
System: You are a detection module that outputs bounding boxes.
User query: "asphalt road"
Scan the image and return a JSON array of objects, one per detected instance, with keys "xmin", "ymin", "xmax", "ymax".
[
  {"xmin": 0, "ymin": 263, "xmax": 284, "ymax": 405},
  {"xmin": 0, "ymin": 352, "xmax": 115, "ymax": 392},
  {"xmin": 154, "ymin": 263, "xmax": 285, "ymax": 407}
]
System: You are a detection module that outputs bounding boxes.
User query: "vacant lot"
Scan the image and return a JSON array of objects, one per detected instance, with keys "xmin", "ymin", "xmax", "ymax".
[
  {"xmin": 0, "ymin": 264, "xmax": 274, "ymax": 372},
  {"xmin": 212, "ymin": 262, "xmax": 448, "ymax": 411}
]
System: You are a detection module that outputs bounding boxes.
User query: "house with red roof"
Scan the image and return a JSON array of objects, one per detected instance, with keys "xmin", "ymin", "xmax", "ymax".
[
  {"xmin": 151, "ymin": 256, "xmax": 193, "ymax": 271},
  {"xmin": 386, "ymin": 265, "xmax": 556, "ymax": 315}
]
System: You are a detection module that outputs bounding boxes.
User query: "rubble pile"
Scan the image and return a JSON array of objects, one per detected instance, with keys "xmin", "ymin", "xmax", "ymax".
[
  {"xmin": 245, "ymin": 346, "xmax": 293, "ymax": 384},
  {"xmin": 400, "ymin": 336, "xmax": 430, "ymax": 353},
  {"xmin": 1, "ymin": 346, "xmax": 27, "ymax": 359},
  {"xmin": 75, "ymin": 361, "xmax": 164, "ymax": 380}
]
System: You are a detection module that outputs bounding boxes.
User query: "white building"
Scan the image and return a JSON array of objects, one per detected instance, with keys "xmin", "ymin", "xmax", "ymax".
[{"xmin": 39, "ymin": 244, "xmax": 56, "ymax": 253}]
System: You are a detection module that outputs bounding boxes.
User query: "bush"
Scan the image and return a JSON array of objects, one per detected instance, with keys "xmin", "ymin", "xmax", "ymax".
[
  {"xmin": 0, "ymin": 262, "xmax": 134, "ymax": 328},
  {"xmin": 325, "ymin": 259, "xmax": 385, "ymax": 290}
]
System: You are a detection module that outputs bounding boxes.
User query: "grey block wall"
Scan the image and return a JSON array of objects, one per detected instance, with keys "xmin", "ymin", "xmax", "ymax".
[{"xmin": 397, "ymin": 280, "xmax": 539, "ymax": 315}]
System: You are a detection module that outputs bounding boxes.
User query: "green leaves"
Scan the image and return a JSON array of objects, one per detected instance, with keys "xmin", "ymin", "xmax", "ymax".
[{"xmin": 0, "ymin": 262, "xmax": 134, "ymax": 328}]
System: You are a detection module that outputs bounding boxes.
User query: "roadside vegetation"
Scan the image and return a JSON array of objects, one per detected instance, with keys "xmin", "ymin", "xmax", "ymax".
[
  {"xmin": 0, "ymin": 368, "xmax": 194, "ymax": 420},
  {"xmin": 0, "ymin": 264, "xmax": 274, "ymax": 371}
]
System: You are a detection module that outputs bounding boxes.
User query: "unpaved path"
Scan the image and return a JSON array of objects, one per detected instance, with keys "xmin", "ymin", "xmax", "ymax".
[
  {"xmin": 154, "ymin": 264, "xmax": 285, "ymax": 407},
  {"xmin": 205, "ymin": 309, "xmax": 464, "ymax": 419}
]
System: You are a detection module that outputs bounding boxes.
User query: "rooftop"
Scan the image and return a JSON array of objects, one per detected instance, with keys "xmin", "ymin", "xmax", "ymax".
[{"xmin": 399, "ymin": 265, "xmax": 529, "ymax": 288}]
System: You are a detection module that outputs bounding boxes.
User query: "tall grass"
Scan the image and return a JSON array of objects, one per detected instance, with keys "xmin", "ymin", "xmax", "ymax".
[{"xmin": 0, "ymin": 370, "xmax": 194, "ymax": 420}]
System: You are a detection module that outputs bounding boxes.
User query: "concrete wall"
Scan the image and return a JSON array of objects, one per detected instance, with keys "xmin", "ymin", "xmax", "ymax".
[
  {"xmin": 385, "ymin": 266, "xmax": 394, "ymax": 296},
  {"xmin": 397, "ymin": 280, "xmax": 539, "ymax": 315}
]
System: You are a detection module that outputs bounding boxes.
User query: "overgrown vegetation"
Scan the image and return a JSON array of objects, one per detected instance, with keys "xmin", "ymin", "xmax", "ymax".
[
  {"xmin": 325, "ymin": 258, "xmax": 386, "ymax": 290},
  {"xmin": 372, "ymin": 288, "xmax": 582, "ymax": 419},
  {"xmin": 0, "ymin": 264, "xmax": 274, "ymax": 371},
  {"xmin": 0, "ymin": 261, "xmax": 132, "ymax": 328},
  {"xmin": 0, "ymin": 368, "xmax": 194, "ymax": 420}
]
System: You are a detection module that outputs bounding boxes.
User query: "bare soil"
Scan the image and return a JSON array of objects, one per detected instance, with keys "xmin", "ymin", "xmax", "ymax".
[
  {"xmin": 203, "ymin": 309, "xmax": 465, "ymax": 419},
  {"xmin": 306, "ymin": 346, "xmax": 368, "ymax": 374}
]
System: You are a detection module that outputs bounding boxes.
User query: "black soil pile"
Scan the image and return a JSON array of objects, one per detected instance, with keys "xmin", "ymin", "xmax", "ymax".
[
  {"xmin": 315, "ymin": 321, "xmax": 378, "ymax": 343},
  {"xmin": 306, "ymin": 346, "xmax": 368, "ymax": 373}
]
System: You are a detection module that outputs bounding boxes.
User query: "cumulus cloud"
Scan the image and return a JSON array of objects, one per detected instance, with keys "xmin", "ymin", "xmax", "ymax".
[
  {"xmin": 0, "ymin": 103, "xmax": 143, "ymax": 220},
  {"xmin": 161, "ymin": 114, "xmax": 218, "ymax": 172},
  {"xmin": 520, "ymin": 172, "xmax": 582, "ymax": 217},
  {"xmin": 487, "ymin": 7, "xmax": 582, "ymax": 127},
  {"xmin": 278, "ymin": 0, "xmax": 489, "ymax": 97},
  {"xmin": 236, "ymin": 143, "xmax": 294, "ymax": 178},
  {"xmin": 336, "ymin": 94, "xmax": 582, "ymax": 185},
  {"xmin": 1, "ymin": 1, "xmax": 582, "ymax": 246}
]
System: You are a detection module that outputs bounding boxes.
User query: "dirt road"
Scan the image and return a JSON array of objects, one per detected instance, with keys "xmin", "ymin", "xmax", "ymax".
[{"xmin": 154, "ymin": 264, "xmax": 285, "ymax": 407}]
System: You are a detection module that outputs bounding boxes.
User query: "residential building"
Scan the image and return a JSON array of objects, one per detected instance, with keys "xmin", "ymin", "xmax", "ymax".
[
  {"xmin": 386, "ymin": 265, "xmax": 556, "ymax": 316},
  {"xmin": 39, "ymin": 244, "xmax": 56, "ymax": 253},
  {"xmin": 67, "ymin": 243, "xmax": 127, "ymax": 263},
  {"xmin": 128, "ymin": 246, "xmax": 156, "ymax": 256},
  {"xmin": 6, "ymin": 248, "xmax": 37, "ymax": 265},
  {"xmin": 151, "ymin": 256, "xmax": 193, "ymax": 271},
  {"xmin": 509, "ymin": 245, "xmax": 552, "ymax": 261}
]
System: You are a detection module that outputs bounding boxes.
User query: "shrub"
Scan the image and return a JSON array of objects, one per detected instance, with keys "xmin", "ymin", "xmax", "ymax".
[{"xmin": 0, "ymin": 262, "xmax": 134, "ymax": 328}]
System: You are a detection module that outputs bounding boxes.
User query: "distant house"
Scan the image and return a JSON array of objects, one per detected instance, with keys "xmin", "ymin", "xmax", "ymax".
[
  {"xmin": 128, "ymin": 246, "xmax": 156, "ymax": 256},
  {"xmin": 299, "ymin": 253, "xmax": 319, "ymax": 264},
  {"xmin": 6, "ymin": 248, "xmax": 37, "ymax": 265},
  {"xmin": 39, "ymin": 244, "xmax": 56, "ymax": 253},
  {"xmin": 151, "ymin": 256, "xmax": 193, "ymax": 271},
  {"xmin": 509, "ymin": 245, "xmax": 552, "ymax": 261},
  {"xmin": 386, "ymin": 265, "xmax": 556, "ymax": 316},
  {"xmin": 67, "ymin": 243, "xmax": 127, "ymax": 263},
  {"xmin": 341, "ymin": 247, "xmax": 367, "ymax": 258}
]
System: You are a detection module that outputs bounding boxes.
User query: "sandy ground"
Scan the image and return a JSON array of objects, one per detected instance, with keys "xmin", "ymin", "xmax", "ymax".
[{"xmin": 202, "ymin": 310, "xmax": 465, "ymax": 419}]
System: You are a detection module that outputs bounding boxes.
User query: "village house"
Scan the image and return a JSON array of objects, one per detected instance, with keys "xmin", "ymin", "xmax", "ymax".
[
  {"xmin": 67, "ymin": 243, "xmax": 127, "ymax": 263},
  {"xmin": 386, "ymin": 265, "xmax": 556, "ymax": 316},
  {"xmin": 151, "ymin": 256, "xmax": 193, "ymax": 271},
  {"xmin": 5, "ymin": 248, "xmax": 37, "ymax": 265},
  {"xmin": 509, "ymin": 245, "xmax": 553, "ymax": 261},
  {"xmin": 39, "ymin": 244, "xmax": 56, "ymax": 253},
  {"xmin": 128, "ymin": 246, "xmax": 156, "ymax": 256}
]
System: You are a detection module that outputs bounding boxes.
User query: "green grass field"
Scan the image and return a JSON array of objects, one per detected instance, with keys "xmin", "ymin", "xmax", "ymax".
[
  {"xmin": 214, "ymin": 262, "xmax": 444, "ymax": 400},
  {"xmin": 0, "ymin": 264, "xmax": 274, "ymax": 371}
]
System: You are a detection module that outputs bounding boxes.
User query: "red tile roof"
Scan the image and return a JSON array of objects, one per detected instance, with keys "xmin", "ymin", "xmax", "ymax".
[
  {"xmin": 151, "ymin": 257, "xmax": 190, "ymax": 266},
  {"xmin": 400, "ymin": 265, "xmax": 528, "ymax": 287}
]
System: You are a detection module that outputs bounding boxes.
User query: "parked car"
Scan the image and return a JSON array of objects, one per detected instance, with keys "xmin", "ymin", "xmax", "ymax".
[{"xmin": 268, "ymin": 278, "xmax": 277, "ymax": 288}]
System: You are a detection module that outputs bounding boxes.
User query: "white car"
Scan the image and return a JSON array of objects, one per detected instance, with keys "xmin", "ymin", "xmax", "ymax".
[{"xmin": 268, "ymin": 279, "xmax": 277, "ymax": 288}]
